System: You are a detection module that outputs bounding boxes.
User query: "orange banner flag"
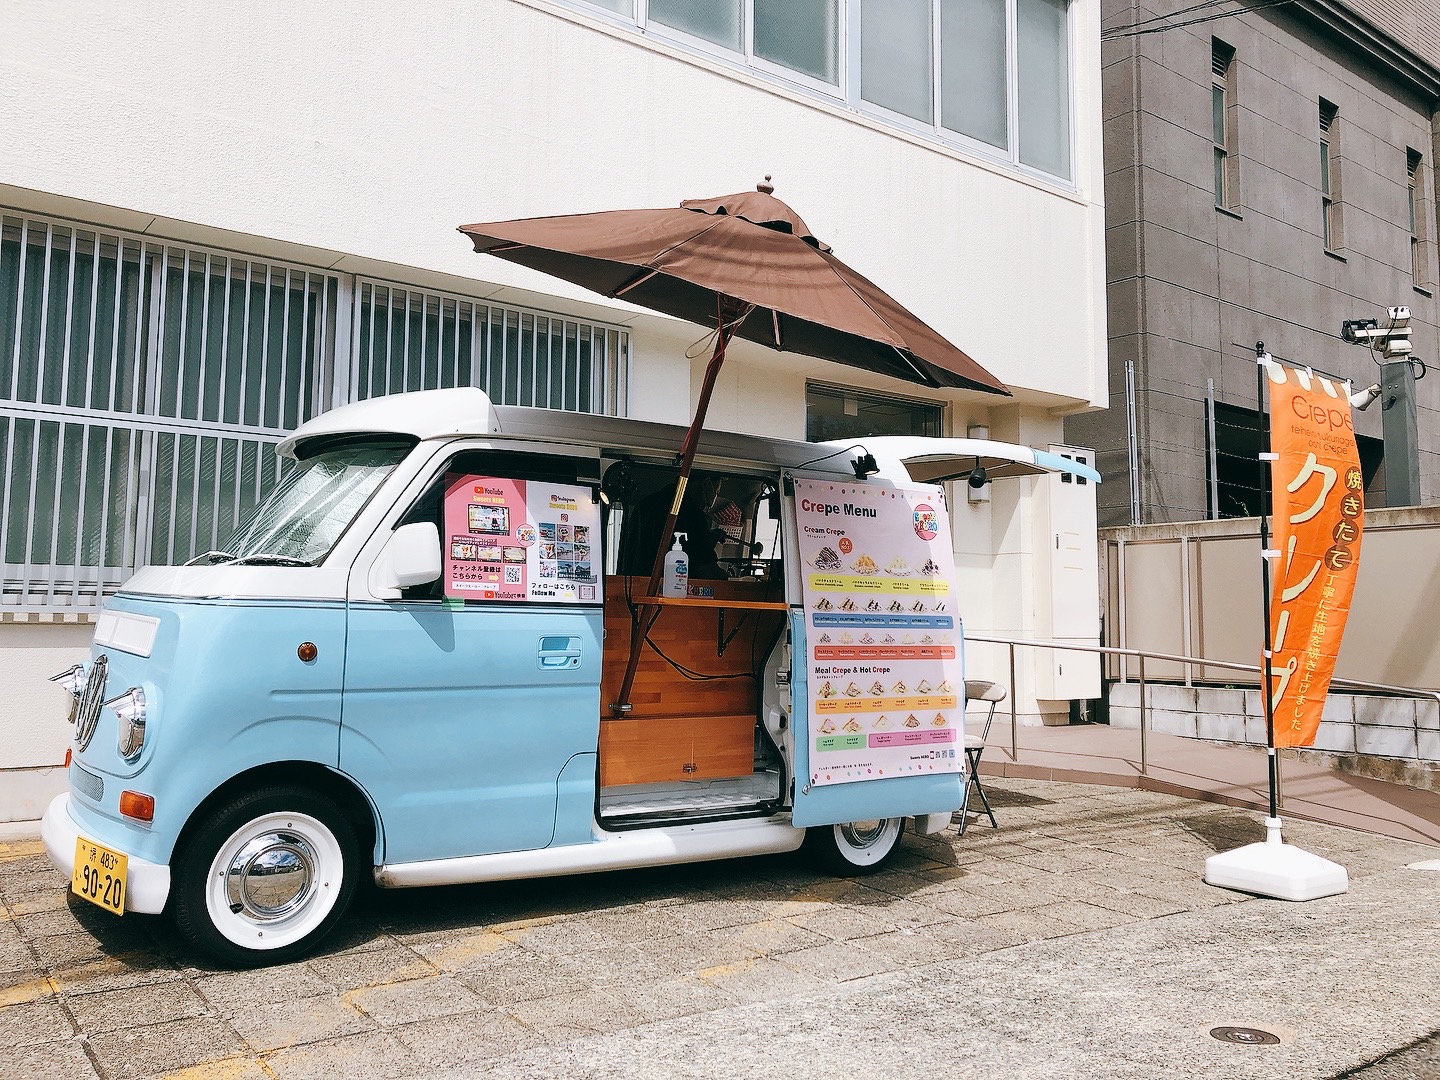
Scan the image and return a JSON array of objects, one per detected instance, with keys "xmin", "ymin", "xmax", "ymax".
[{"xmin": 1265, "ymin": 362, "xmax": 1364, "ymax": 748}]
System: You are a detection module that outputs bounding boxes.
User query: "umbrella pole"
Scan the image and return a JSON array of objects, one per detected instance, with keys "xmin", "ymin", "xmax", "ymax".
[{"xmin": 611, "ymin": 311, "xmax": 741, "ymax": 716}]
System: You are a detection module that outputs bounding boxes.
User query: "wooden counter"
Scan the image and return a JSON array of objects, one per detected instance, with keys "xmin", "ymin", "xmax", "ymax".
[{"xmin": 599, "ymin": 577, "xmax": 786, "ymax": 786}]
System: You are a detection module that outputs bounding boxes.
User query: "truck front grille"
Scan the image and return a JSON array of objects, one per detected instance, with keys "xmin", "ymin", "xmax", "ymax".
[
  {"xmin": 71, "ymin": 764, "xmax": 104, "ymax": 803},
  {"xmin": 73, "ymin": 655, "xmax": 109, "ymax": 753}
]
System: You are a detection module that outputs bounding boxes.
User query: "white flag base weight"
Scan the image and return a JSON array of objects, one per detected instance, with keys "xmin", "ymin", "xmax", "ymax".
[{"xmin": 1204, "ymin": 817, "xmax": 1349, "ymax": 901}]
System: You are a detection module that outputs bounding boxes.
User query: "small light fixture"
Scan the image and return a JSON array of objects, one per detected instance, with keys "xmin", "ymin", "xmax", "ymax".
[
  {"xmin": 601, "ymin": 461, "xmax": 634, "ymax": 506},
  {"xmin": 51, "ymin": 663, "xmax": 86, "ymax": 697},
  {"xmin": 851, "ymin": 451, "xmax": 879, "ymax": 480},
  {"xmin": 50, "ymin": 663, "xmax": 86, "ymax": 726},
  {"xmin": 1349, "ymin": 383, "xmax": 1381, "ymax": 411},
  {"xmin": 966, "ymin": 459, "xmax": 992, "ymax": 504},
  {"xmin": 119, "ymin": 789, "xmax": 155, "ymax": 823},
  {"xmin": 297, "ymin": 641, "xmax": 318, "ymax": 663}
]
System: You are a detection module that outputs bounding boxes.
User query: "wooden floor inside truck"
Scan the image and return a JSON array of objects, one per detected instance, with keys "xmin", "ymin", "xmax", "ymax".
[{"xmin": 598, "ymin": 576, "xmax": 786, "ymax": 819}]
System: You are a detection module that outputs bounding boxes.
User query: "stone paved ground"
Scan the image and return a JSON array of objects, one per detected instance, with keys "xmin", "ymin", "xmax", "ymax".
[{"xmin": 2, "ymin": 778, "xmax": 1437, "ymax": 1079}]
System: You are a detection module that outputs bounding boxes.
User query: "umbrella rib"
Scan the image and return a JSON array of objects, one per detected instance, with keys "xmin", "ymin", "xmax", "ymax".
[
  {"xmin": 612, "ymin": 269, "xmax": 660, "ymax": 298},
  {"xmin": 604, "ymin": 217, "xmax": 731, "ymax": 302},
  {"xmin": 810, "ymin": 253, "xmax": 934, "ymax": 384},
  {"xmin": 646, "ymin": 216, "xmax": 730, "ymax": 271}
]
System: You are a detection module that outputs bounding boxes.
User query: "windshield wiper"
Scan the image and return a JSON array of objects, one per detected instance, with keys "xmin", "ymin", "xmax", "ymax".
[
  {"xmin": 185, "ymin": 550, "xmax": 238, "ymax": 566},
  {"xmin": 226, "ymin": 553, "xmax": 315, "ymax": 567}
]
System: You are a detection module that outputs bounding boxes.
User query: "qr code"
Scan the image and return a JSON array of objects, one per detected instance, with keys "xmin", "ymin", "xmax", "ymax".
[{"xmin": 504, "ymin": 565, "xmax": 522, "ymax": 584}]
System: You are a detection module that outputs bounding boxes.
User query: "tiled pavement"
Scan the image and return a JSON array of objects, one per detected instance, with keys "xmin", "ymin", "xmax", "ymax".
[
  {"xmin": 977, "ymin": 722, "xmax": 1440, "ymax": 846},
  {"xmin": 2, "ymin": 779, "xmax": 1437, "ymax": 1079}
]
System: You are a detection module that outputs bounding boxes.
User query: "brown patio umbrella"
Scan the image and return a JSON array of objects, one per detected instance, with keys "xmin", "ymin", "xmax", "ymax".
[
  {"xmin": 461, "ymin": 181, "xmax": 1008, "ymax": 394},
  {"xmin": 459, "ymin": 179, "xmax": 1009, "ymax": 712}
]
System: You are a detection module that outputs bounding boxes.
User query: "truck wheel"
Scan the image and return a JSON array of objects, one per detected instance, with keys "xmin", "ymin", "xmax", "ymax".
[
  {"xmin": 803, "ymin": 818, "xmax": 904, "ymax": 875},
  {"xmin": 173, "ymin": 786, "xmax": 358, "ymax": 967}
]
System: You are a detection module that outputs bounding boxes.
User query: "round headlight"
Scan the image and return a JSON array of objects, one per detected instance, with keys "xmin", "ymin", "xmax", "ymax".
[{"xmin": 106, "ymin": 687, "xmax": 148, "ymax": 761}]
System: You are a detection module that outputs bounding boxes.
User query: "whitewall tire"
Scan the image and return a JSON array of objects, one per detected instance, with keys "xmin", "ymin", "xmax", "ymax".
[
  {"xmin": 803, "ymin": 818, "xmax": 904, "ymax": 875},
  {"xmin": 173, "ymin": 786, "xmax": 358, "ymax": 967}
]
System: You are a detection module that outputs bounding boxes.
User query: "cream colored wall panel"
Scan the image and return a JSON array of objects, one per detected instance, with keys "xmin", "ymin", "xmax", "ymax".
[
  {"xmin": 0, "ymin": 624, "xmax": 93, "ymax": 769},
  {"xmin": 1106, "ymin": 509, "xmax": 1440, "ymax": 693},
  {"xmin": 1120, "ymin": 542, "xmax": 1186, "ymax": 680},
  {"xmin": 0, "ymin": 0, "xmax": 1105, "ymax": 407},
  {"xmin": 1195, "ymin": 536, "xmax": 1263, "ymax": 682},
  {"xmin": 1340, "ymin": 525, "xmax": 1440, "ymax": 689}
]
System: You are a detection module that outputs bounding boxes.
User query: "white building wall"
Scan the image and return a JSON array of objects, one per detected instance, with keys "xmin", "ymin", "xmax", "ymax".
[
  {"xmin": 0, "ymin": 0, "xmax": 1105, "ymax": 404},
  {"xmin": 0, "ymin": 0, "xmax": 1107, "ymax": 817}
]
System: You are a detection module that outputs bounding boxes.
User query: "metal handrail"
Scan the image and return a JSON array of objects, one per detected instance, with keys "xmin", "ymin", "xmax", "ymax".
[{"xmin": 965, "ymin": 633, "xmax": 1440, "ymax": 775}]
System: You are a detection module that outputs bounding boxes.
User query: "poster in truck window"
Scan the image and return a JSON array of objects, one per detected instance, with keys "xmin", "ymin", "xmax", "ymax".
[
  {"xmin": 793, "ymin": 478, "xmax": 965, "ymax": 788},
  {"xmin": 443, "ymin": 475, "xmax": 601, "ymax": 603}
]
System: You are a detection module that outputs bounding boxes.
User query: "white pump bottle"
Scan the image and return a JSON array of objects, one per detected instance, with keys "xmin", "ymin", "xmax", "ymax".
[{"xmin": 662, "ymin": 533, "xmax": 689, "ymax": 597}]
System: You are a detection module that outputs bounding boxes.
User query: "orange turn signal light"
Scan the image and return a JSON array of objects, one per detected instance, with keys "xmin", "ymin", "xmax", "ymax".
[
  {"xmin": 64, "ymin": 747, "xmax": 72, "ymax": 768},
  {"xmin": 119, "ymin": 790, "xmax": 155, "ymax": 822}
]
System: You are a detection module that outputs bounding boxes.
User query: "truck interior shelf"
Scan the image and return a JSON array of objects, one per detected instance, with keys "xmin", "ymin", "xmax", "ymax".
[{"xmin": 627, "ymin": 595, "xmax": 789, "ymax": 611}]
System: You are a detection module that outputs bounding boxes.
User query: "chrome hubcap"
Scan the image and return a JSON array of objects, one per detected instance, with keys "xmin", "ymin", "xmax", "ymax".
[
  {"xmin": 225, "ymin": 830, "xmax": 316, "ymax": 920},
  {"xmin": 840, "ymin": 819, "xmax": 888, "ymax": 849}
]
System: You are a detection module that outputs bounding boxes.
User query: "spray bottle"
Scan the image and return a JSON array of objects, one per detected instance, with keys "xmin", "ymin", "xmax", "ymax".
[{"xmin": 662, "ymin": 532, "xmax": 689, "ymax": 597}]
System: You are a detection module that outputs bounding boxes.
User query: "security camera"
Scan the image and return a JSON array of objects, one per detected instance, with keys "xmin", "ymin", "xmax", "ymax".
[
  {"xmin": 1341, "ymin": 309, "xmax": 1413, "ymax": 359},
  {"xmin": 1341, "ymin": 318, "xmax": 1378, "ymax": 344}
]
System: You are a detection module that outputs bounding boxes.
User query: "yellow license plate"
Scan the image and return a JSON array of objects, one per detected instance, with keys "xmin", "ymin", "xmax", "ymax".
[{"xmin": 72, "ymin": 837, "xmax": 127, "ymax": 915}]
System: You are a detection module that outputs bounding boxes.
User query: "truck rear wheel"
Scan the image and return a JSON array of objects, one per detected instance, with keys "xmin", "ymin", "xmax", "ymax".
[
  {"xmin": 803, "ymin": 818, "xmax": 904, "ymax": 875},
  {"xmin": 173, "ymin": 785, "xmax": 357, "ymax": 967}
]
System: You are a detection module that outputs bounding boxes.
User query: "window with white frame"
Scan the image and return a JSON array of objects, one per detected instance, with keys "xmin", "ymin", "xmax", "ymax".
[
  {"xmin": 755, "ymin": 0, "xmax": 839, "ymax": 84},
  {"xmin": 571, "ymin": 0, "xmax": 1074, "ymax": 182},
  {"xmin": 1015, "ymin": 0, "xmax": 1071, "ymax": 177},
  {"xmin": 0, "ymin": 210, "xmax": 630, "ymax": 613},
  {"xmin": 0, "ymin": 214, "xmax": 326, "ymax": 609},
  {"xmin": 943, "ymin": 0, "xmax": 1007, "ymax": 149},
  {"xmin": 352, "ymin": 281, "xmax": 629, "ymax": 416}
]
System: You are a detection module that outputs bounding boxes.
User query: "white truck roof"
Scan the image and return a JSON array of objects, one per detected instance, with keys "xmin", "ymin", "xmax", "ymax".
[{"xmin": 279, "ymin": 388, "xmax": 1098, "ymax": 484}]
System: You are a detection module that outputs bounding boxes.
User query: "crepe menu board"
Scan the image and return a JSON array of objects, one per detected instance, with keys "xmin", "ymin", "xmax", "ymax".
[
  {"xmin": 793, "ymin": 478, "xmax": 965, "ymax": 788},
  {"xmin": 442, "ymin": 475, "xmax": 600, "ymax": 603}
]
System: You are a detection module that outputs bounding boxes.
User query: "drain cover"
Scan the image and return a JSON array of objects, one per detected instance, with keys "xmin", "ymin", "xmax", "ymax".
[{"xmin": 1211, "ymin": 1026, "xmax": 1280, "ymax": 1045}]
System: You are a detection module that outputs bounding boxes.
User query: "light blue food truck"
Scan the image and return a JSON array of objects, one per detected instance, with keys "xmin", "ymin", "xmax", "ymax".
[{"xmin": 43, "ymin": 388, "xmax": 1096, "ymax": 965}]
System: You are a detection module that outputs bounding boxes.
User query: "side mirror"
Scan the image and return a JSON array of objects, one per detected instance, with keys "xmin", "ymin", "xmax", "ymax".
[{"xmin": 375, "ymin": 522, "xmax": 442, "ymax": 593}]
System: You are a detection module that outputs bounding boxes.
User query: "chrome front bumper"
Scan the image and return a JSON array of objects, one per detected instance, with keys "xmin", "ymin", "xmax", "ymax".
[{"xmin": 40, "ymin": 793, "xmax": 172, "ymax": 914}]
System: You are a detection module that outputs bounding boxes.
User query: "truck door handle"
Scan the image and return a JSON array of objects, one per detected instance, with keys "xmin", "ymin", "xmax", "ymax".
[{"xmin": 537, "ymin": 636, "xmax": 582, "ymax": 669}]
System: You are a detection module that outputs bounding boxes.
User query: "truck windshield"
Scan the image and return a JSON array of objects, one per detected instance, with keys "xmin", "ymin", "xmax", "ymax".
[{"xmin": 221, "ymin": 442, "xmax": 411, "ymax": 566}]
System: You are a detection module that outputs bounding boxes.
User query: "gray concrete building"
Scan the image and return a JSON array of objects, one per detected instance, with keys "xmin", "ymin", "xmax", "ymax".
[{"xmin": 1072, "ymin": 0, "xmax": 1440, "ymax": 525}]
